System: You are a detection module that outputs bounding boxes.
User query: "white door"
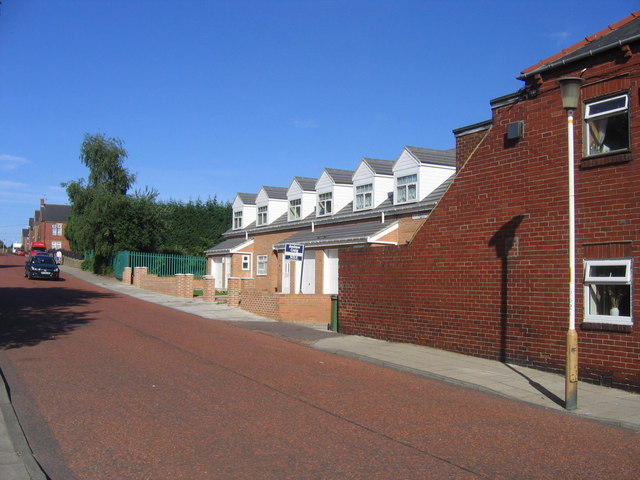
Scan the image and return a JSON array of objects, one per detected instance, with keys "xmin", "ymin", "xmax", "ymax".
[
  {"xmin": 323, "ymin": 249, "xmax": 339, "ymax": 294},
  {"xmin": 301, "ymin": 249, "xmax": 315, "ymax": 294},
  {"xmin": 213, "ymin": 257, "xmax": 224, "ymax": 290},
  {"xmin": 224, "ymin": 255, "xmax": 231, "ymax": 289},
  {"xmin": 282, "ymin": 259, "xmax": 291, "ymax": 294}
]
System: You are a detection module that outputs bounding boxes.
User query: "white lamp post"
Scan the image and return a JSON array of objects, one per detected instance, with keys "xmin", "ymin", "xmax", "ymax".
[{"xmin": 558, "ymin": 76, "xmax": 583, "ymax": 410}]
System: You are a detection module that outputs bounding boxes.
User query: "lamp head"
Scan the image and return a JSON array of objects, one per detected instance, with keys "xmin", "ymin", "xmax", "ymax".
[{"xmin": 558, "ymin": 77, "xmax": 584, "ymax": 110}]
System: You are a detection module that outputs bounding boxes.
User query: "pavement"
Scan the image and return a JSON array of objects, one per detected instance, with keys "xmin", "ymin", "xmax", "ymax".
[{"xmin": 2, "ymin": 265, "xmax": 640, "ymax": 479}]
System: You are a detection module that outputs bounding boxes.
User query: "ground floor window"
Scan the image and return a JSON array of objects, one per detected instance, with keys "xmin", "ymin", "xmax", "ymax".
[
  {"xmin": 257, "ymin": 255, "xmax": 268, "ymax": 276},
  {"xmin": 51, "ymin": 241, "xmax": 62, "ymax": 250},
  {"xmin": 242, "ymin": 254, "xmax": 251, "ymax": 270},
  {"xmin": 583, "ymin": 259, "xmax": 632, "ymax": 326}
]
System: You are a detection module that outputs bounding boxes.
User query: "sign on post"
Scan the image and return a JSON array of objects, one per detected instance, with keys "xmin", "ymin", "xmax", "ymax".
[{"xmin": 284, "ymin": 243, "xmax": 304, "ymax": 261}]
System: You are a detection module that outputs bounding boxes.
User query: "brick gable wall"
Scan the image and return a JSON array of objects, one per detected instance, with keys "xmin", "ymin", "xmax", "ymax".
[{"xmin": 339, "ymin": 45, "xmax": 640, "ymax": 391}]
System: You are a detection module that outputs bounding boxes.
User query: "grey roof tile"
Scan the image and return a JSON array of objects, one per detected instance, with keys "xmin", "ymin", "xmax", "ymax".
[
  {"xmin": 41, "ymin": 204, "xmax": 71, "ymax": 222},
  {"xmin": 362, "ymin": 158, "xmax": 394, "ymax": 176},
  {"xmin": 273, "ymin": 220, "xmax": 395, "ymax": 249},
  {"xmin": 262, "ymin": 186, "xmax": 288, "ymax": 200},
  {"xmin": 237, "ymin": 193, "xmax": 257, "ymax": 204},
  {"xmin": 405, "ymin": 146, "xmax": 456, "ymax": 167},
  {"xmin": 204, "ymin": 237, "xmax": 251, "ymax": 255},
  {"xmin": 292, "ymin": 177, "xmax": 317, "ymax": 192},
  {"xmin": 324, "ymin": 168, "xmax": 354, "ymax": 185}
]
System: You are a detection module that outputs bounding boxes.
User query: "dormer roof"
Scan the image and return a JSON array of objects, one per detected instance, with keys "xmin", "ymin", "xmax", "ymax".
[
  {"xmin": 236, "ymin": 193, "xmax": 257, "ymax": 205},
  {"xmin": 260, "ymin": 186, "xmax": 288, "ymax": 200},
  {"xmin": 321, "ymin": 168, "xmax": 354, "ymax": 185},
  {"xmin": 360, "ymin": 158, "xmax": 394, "ymax": 176},
  {"xmin": 404, "ymin": 146, "xmax": 456, "ymax": 167},
  {"xmin": 291, "ymin": 177, "xmax": 317, "ymax": 192}
]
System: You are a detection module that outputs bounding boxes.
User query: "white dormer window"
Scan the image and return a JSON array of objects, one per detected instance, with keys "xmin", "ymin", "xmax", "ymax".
[
  {"xmin": 289, "ymin": 199, "xmax": 301, "ymax": 220},
  {"xmin": 355, "ymin": 184, "xmax": 373, "ymax": 210},
  {"xmin": 257, "ymin": 206, "xmax": 268, "ymax": 226},
  {"xmin": 396, "ymin": 174, "xmax": 417, "ymax": 204},
  {"xmin": 318, "ymin": 192, "xmax": 333, "ymax": 216},
  {"xmin": 233, "ymin": 211, "xmax": 243, "ymax": 229}
]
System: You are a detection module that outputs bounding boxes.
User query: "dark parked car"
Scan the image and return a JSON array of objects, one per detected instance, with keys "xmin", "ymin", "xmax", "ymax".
[{"xmin": 25, "ymin": 254, "xmax": 60, "ymax": 280}]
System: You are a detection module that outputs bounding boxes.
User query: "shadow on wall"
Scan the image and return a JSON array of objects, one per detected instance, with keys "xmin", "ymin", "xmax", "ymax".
[{"xmin": 489, "ymin": 214, "xmax": 528, "ymax": 363}]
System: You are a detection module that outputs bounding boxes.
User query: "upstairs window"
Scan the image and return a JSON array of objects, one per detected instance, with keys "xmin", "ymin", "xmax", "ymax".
[
  {"xmin": 355, "ymin": 184, "xmax": 373, "ymax": 210},
  {"xmin": 318, "ymin": 192, "xmax": 332, "ymax": 216},
  {"xmin": 396, "ymin": 174, "xmax": 417, "ymax": 204},
  {"xmin": 584, "ymin": 259, "xmax": 632, "ymax": 326},
  {"xmin": 233, "ymin": 211, "xmax": 242, "ymax": 230},
  {"xmin": 51, "ymin": 223, "xmax": 63, "ymax": 236},
  {"xmin": 585, "ymin": 94, "xmax": 629, "ymax": 156},
  {"xmin": 289, "ymin": 199, "xmax": 301, "ymax": 221},
  {"xmin": 257, "ymin": 206, "xmax": 268, "ymax": 226}
]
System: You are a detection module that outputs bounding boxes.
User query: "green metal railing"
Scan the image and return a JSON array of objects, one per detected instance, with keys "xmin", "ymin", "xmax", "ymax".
[{"xmin": 113, "ymin": 251, "xmax": 206, "ymax": 280}]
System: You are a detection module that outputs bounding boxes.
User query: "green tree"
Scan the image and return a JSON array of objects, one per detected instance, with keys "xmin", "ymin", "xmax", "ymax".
[
  {"xmin": 64, "ymin": 134, "xmax": 168, "ymax": 274},
  {"xmin": 159, "ymin": 197, "xmax": 231, "ymax": 256},
  {"xmin": 80, "ymin": 133, "xmax": 135, "ymax": 194}
]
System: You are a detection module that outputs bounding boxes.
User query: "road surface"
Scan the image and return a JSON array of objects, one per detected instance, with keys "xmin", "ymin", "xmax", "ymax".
[{"xmin": 0, "ymin": 254, "xmax": 638, "ymax": 479}]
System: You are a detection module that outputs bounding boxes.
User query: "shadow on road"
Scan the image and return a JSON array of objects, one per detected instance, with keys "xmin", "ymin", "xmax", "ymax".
[{"xmin": 0, "ymin": 286, "xmax": 115, "ymax": 350}]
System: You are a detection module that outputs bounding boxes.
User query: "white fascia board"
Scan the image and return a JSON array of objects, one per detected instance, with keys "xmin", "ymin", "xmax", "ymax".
[
  {"xmin": 368, "ymin": 221, "xmax": 399, "ymax": 244},
  {"xmin": 230, "ymin": 238, "xmax": 254, "ymax": 253}
]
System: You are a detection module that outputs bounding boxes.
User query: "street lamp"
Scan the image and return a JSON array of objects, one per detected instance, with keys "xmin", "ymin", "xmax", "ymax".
[{"xmin": 558, "ymin": 76, "xmax": 583, "ymax": 410}]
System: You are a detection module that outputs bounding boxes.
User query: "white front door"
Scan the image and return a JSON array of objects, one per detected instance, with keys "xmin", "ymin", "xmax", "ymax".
[
  {"xmin": 213, "ymin": 257, "xmax": 224, "ymax": 290},
  {"xmin": 323, "ymin": 249, "xmax": 339, "ymax": 294},
  {"xmin": 282, "ymin": 259, "xmax": 291, "ymax": 294},
  {"xmin": 301, "ymin": 249, "xmax": 315, "ymax": 294}
]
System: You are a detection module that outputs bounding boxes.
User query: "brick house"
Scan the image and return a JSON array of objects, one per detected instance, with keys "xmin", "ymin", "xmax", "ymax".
[
  {"xmin": 338, "ymin": 13, "xmax": 640, "ymax": 391},
  {"xmin": 205, "ymin": 147, "xmax": 456, "ymax": 323},
  {"xmin": 27, "ymin": 199, "xmax": 71, "ymax": 252}
]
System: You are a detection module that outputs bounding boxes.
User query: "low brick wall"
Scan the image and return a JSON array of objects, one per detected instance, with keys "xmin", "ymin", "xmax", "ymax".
[
  {"xmin": 236, "ymin": 288, "xmax": 332, "ymax": 325},
  {"xmin": 278, "ymin": 294, "xmax": 332, "ymax": 324},
  {"xmin": 139, "ymin": 272, "xmax": 178, "ymax": 296},
  {"xmin": 239, "ymin": 289, "xmax": 280, "ymax": 320}
]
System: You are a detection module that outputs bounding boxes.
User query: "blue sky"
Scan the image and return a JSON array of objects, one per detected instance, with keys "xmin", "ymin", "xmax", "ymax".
[{"xmin": 1, "ymin": 1, "xmax": 637, "ymax": 246}]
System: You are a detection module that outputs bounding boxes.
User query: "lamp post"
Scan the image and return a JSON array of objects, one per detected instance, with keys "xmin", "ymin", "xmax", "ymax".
[{"xmin": 558, "ymin": 76, "xmax": 583, "ymax": 410}]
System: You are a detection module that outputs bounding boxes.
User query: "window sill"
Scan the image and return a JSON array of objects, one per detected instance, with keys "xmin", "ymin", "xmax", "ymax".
[
  {"xmin": 581, "ymin": 322, "xmax": 633, "ymax": 333},
  {"xmin": 580, "ymin": 151, "xmax": 632, "ymax": 169}
]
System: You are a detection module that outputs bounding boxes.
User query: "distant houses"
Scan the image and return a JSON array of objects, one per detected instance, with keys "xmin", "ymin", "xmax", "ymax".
[{"xmin": 25, "ymin": 199, "xmax": 71, "ymax": 252}]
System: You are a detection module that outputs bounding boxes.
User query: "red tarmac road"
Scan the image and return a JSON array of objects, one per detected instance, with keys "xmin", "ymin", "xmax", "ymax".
[{"xmin": 0, "ymin": 254, "xmax": 638, "ymax": 479}]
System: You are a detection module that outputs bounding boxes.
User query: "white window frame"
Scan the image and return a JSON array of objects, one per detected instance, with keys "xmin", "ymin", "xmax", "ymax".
[
  {"xmin": 396, "ymin": 174, "xmax": 417, "ymax": 204},
  {"xmin": 584, "ymin": 94, "xmax": 629, "ymax": 157},
  {"xmin": 51, "ymin": 223, "xmax": 63, "ymax": 236},
  {"xmin": 355, "ymin": 184, "xmax": 373, "ymax": 210},
  {"xmin": 257, "ymin": 206, "xmax": 268, "ymax": 226},
  {"xmin": 256, "ymin": 255, "xmax": 268, "ymax": 276},
  {"xmin": 583, "ymin": 258, "xmax": 632, "ymax": 326},
  {"xmin": 51, "ymin": 241, "xmax": 62, "ymax": 250},
  {"xmin": 241, "ymin": 254, "xmax": 251, "ymax": 271},
  {"xmin": 318, "ymin": 192, "xmax": 332, "ymax": 216},
  {"xmin": 233, "ymin": 211, "xmax": 242, "ymax": 230},
  {"xmin": 289, "ymin": 199, "xmax": 301, "ymax": 221}
]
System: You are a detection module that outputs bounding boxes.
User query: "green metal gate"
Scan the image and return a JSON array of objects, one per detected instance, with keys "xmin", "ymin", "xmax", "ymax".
[{"xmin": 113, "ymin": 251, "xmax": 206, "ymax": 280}]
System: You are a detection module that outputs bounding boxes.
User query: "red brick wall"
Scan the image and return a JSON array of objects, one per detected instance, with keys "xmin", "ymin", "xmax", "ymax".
[
  {"xmin": 339, "ymin": 46, "xmax": 640, "ymax": 391},
  {"xmin": 239, "ymin": 289, "xmax": 280, "ymax": 319},
  {"xmin": 237, "ymin": 290, "xmax": 332, "ymax": 324},
  {"xmin": 279, "ymin": 294, "xmax": 332, "ymax": 324}
]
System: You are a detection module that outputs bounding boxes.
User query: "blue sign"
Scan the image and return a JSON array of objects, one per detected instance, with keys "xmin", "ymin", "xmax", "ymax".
[{"xmin": 284, "ymin": 243, "xmax": 304, "ymax": 261}]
